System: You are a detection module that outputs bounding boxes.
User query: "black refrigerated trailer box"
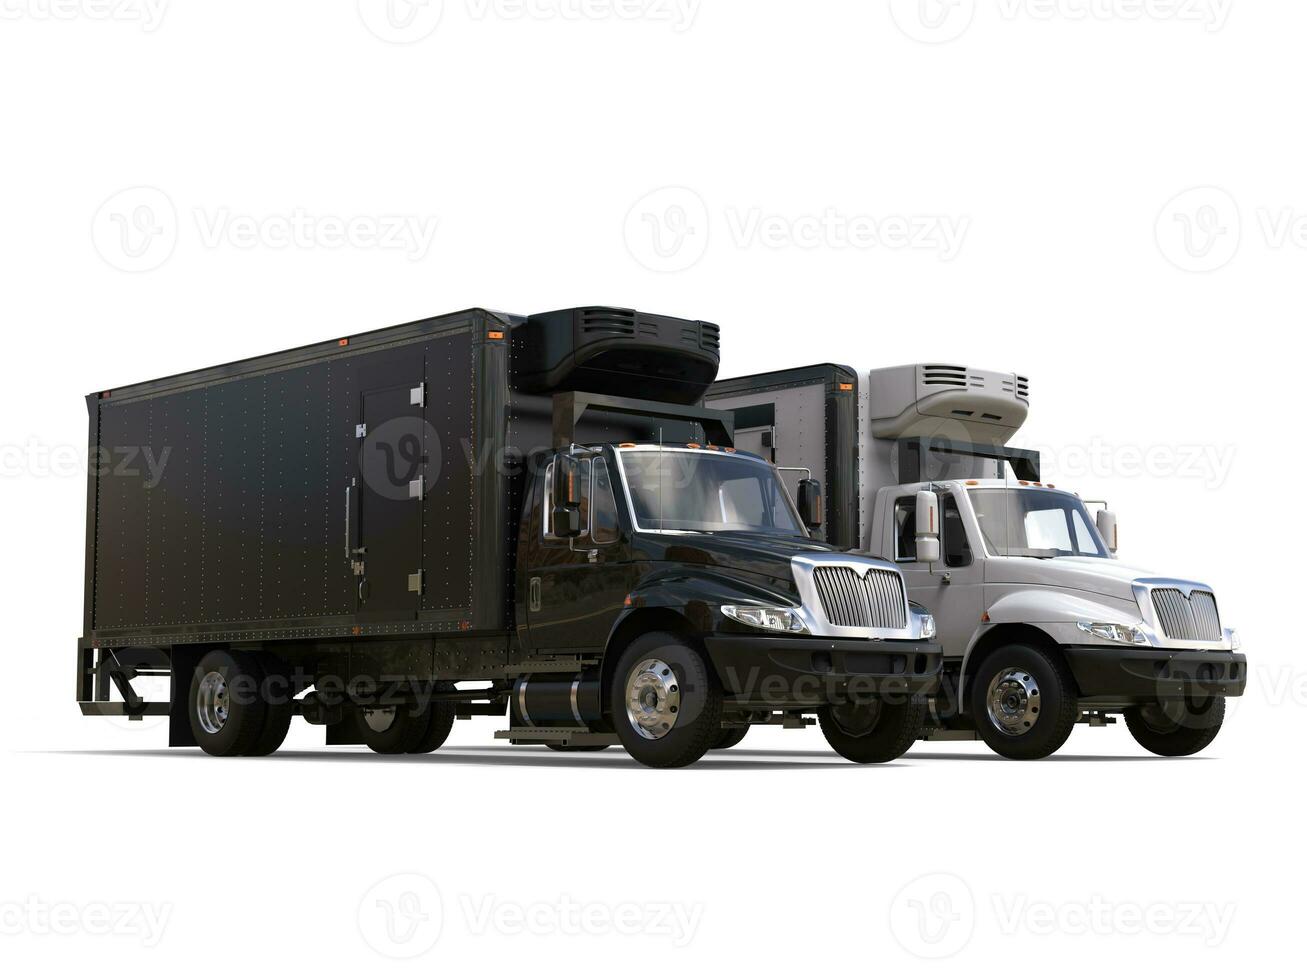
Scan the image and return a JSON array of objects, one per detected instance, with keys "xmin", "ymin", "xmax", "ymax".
[{"xmin": 77, "ymin": 307, "xmax": 723, "ymax": 708}]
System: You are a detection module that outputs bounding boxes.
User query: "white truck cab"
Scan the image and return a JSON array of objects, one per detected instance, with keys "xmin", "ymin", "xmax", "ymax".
[{"xmin": 707, "ymin": 362, "xmax": 1246, "ymax": 759}]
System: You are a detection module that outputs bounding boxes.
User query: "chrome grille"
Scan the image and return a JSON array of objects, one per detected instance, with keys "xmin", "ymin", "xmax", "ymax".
[
  {"xmin": 1151, "ymin": 588, "xmax": 1222, "ymax": 642},
  {"xmin": 812, "ymin": 566, "xmax": 907, "ymax": 630}
]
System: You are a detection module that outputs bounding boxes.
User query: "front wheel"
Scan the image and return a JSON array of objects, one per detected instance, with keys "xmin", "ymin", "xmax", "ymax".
[
  {"xmin": 818, "ymin": 697, "xmax": 925, "ymax": 763},
  {"xmin": 1125, "ymin": 696, "xmax": 1225, "ymax": 756},
  {"xmin": 609, "ymin": 632, "xmax": 723, "ymax": 769},
  {"xmin": 969, "ymin": 644, "xmax": 1078, "ymax": 760}
]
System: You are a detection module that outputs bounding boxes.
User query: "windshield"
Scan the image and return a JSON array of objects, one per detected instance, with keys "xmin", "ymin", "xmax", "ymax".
[
  {"xmin": 969, "ymin": 488, "xmax": 1108, "ymax": 559},
  {"xmin": 618, "ymin": 450, "xmax": 807, "ymax": 536}
]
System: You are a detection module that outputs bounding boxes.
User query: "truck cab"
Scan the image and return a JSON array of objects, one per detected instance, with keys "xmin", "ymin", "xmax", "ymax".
[
  {"xmin": 706, "ymin": 361, "xmax": 1247, "ymax": 760},
  {"xmin": 513, "ymin": 437, "xmax": 942, "ymax": 767}
]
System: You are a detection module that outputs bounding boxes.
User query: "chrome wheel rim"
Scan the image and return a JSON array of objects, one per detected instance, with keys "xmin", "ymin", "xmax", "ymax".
[
  {"xmin": 986, "ymin": 667, "xmax": 1041, "ymax": 735},
  {"xmin": 829, "ymin": 699, "xmax": 883, "ymax": 738},
  {"xmin": 361, "ymin": 706, "xmax": 398, "ymax": 734},
  {"xmin": 625, "ymin": 658, "xmax": 681, "ymax": 740},
  {"xmin": 196, "ymin": 671, "xmax": 230, "ymax": 735}
]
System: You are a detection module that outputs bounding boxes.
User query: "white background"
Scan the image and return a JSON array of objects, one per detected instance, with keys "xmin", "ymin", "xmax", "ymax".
[{"xmin": 0, "ymin": 0, "xmax": 1299, "ymax": 975}]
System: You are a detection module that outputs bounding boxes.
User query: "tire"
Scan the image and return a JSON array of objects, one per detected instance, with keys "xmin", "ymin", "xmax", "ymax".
[
  {"xmin": 188, "ymin": 650, "xmax": 269, "ymax": 757},
  {"xmin": 818, "ymin": 697, "xmax": 926, "ymax": 763},
  {"xmin": 609, "ymin": 632, "xmax": 722, "ymax": 769},
  {"xmin": 712, "ymin": 726, "xmax": 749, "ymax": 750},
  {"xmin": 1125, "ymin": 696, "xmax": 1225, "ymax": 757},
  {"xmin": 245, "ymin": 655, "xmax": 294, "ymax": 757},
  {"xmin": 357, "ymin": 702, "xmax": 426, "ymax": 754},
  {"xmin": 408, "ymin": 686, "xmax": 457, "ymax": 754},
  {"xmin": 968, "ymin": 643, "xmax": 1078, "ymax": 760}
]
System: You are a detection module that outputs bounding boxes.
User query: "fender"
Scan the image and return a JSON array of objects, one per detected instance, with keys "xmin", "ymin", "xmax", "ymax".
[
  {"xmin": 958, "ymin": 587, "xmax": 1142, "ymax": 694},
  {"xmin": 603, "ymin": 566, "xmax": 798, "ymax": 651}
]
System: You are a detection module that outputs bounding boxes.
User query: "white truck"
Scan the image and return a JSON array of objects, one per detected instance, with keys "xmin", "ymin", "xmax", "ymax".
[{"xmin": 707, "ymin": 363, "xmax": 1246, "ymax": 759}]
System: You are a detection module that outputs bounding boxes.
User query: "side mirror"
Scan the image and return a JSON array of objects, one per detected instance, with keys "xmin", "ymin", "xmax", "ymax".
[
  {"xmin": 1096, "ymin": 509, "xmax": 1118, "ymax": 554},
  {"xmin": 797, "ymin": 479, "xmax": 824, "ymax": 530},
  {"xmin": 551, "ymin": 455, "xmax": 583, "ymax": 538},
  {"xmin": 915, "ymin": 489, "xmax": 941, "ymax": 564}
]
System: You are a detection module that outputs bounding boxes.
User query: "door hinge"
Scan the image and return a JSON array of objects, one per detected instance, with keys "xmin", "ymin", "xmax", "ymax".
[
  {"xmin": 408, "ymin": 570, "xmax": 424, "ymax": 594},
  {"xmin": 355, "ymin": 423, "xmax": 367, "ymax": 439},
  {"xmin": 410, "ymin": 383, "xmax": 425, "ymax": 408},
  {"xmin": 409, "ymin": 477, "xmax": 424, "ymax": 499}
]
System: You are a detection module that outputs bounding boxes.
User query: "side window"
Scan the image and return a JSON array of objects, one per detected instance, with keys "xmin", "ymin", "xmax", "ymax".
[
  {"xmin": 893, "ymin": 497, "xmax": 917, "ymax": 561},
  {"xmin": 591, "ymin": 458, "xmax": 621, "ymax": 545},
  {"xmin": 941, "ymin": 493, "xmax": 972, "ymax": 568}
]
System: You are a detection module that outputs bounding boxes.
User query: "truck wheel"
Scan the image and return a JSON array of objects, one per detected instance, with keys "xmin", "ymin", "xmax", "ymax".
[
  {"xmin": 408, "ymin": 687, "xmax": 457, "ymax": 754},
  {"xmin": 818, "ymin": 697, "xmax": 925, "ymax": 763},
  {"xmin": 712, "ymin": 726, "xmax": 749, "ymax": 750},
  {"xmin": 358, "ymin": 704, "xmax": 425, "ymax": 754},
  {"xmin": 1125, "ymin": 696, "xmax": 1225, "ymax": 757},
  {"xmin": 610, "ymin": 632, "xmax": 722, "ymax": 769},
  {"xmin": 969, "ymin": 644, "xmax": 1078, "ymax": 760},
  {"xmin": 188, "ymin": 650, "xmax": 269, "ymax": 757},
  {"xmin": 245, "ymin": 656, "xmax": 294, "ymax": 757}
]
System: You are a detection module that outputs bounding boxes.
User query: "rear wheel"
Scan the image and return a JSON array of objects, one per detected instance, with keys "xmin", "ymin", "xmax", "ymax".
[
  {"xmin": 358, "ymin": 703, "xmax": 426, "ymax": 754},
  {"xmin": 1125, "ymin": 696, "xmax": 1225, "ymax": 756},
  {"xmin": 609, "ymin": 632, "xmax": 722, "ymax": 769},
  {"xmin": 245, "ymin": 655, "xmax": 294, "ymax": 757},
  {"xmin": 818, "ymin": 697, "xmax": 925, "ymax": 763},
  {"xmin": 188, "ymin": 650, "xmax": 269, "ymax": 757},
  {"xmin": 408, "ymin": 687, "xmax": 457, "ymax": 755},
  {"xmin": 969, "ymin": 644, "xmax": 1078, "ymax": 760}
]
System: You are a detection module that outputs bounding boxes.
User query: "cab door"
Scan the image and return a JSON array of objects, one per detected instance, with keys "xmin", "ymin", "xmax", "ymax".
[
  {"xmin": 893, "ymin": 489, "xmax": 984, "ymax": 652},
  {"xmin": 524, "ymin": 453, "xmax": 629, "ymax": 653}
]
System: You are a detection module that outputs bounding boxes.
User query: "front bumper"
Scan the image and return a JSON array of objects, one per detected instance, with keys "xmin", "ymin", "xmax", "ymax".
[
  {"xmin": 704, "ymin": 635, "xmax": 943, "ymax": 708},
  {"xmin": 1063, "ymin": 645, "xmax": 1247, "ymax": 700}
]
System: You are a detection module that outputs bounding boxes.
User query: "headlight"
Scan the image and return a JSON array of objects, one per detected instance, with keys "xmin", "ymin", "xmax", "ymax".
[
  {"xmin": 721, "ymin": 604, "xmax": 809, "ymax": 634},
  {"xmin": 919, "ymin": 613, "xmax": 937, "ymax": 640},
  {"xmin": 1076, "ymin": 620, "xmax": 1149, "ymax": 645}
]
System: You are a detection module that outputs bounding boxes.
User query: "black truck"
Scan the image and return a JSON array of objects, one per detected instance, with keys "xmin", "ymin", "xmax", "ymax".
[{"xmin": 78, "ymin": 308, "xmax": 940, "ymax": 768}]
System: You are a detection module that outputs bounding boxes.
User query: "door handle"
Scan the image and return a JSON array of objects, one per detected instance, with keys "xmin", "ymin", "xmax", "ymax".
[{"xmin": 344, "ymin": 480, "xmax": 353, "ymax": 558}]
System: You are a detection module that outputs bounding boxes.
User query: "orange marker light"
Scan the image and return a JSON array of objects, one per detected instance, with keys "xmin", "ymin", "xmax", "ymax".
[
  {"xmin": 619, "ymin": 442, "xmax": 636, "ymax": 448},
  {"xmin": 624, "ymin": 595, "xmax": 633, "ymax": 607},
  {"xmin": 338, "ymin": 338, "xmax": 349, "ymax": 347},
  {"xmin": 487, "ymin": 331, "xmax": 504, "ymax": 340},
  {"xmin": 686, "ymin": 443, "xmax": 701, "ymax": 449},
  {"xmin": 838, "ymin": 383, "xmax": 854, "ymax": 391}
]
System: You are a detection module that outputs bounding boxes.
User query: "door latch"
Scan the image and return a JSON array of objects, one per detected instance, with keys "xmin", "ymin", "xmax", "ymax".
[{"xmin": 529, "ymin": 577, "xmax": 542, "ymax": 612}]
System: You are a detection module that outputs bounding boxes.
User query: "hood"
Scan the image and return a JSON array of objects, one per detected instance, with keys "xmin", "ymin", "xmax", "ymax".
[
  {"xmin": 645, "ymin": 531, "xmax": 844, "ymax": 587},
  {"xmin": 986, "ymin": 555, "xmax": 1162, "ymax": 602}
]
